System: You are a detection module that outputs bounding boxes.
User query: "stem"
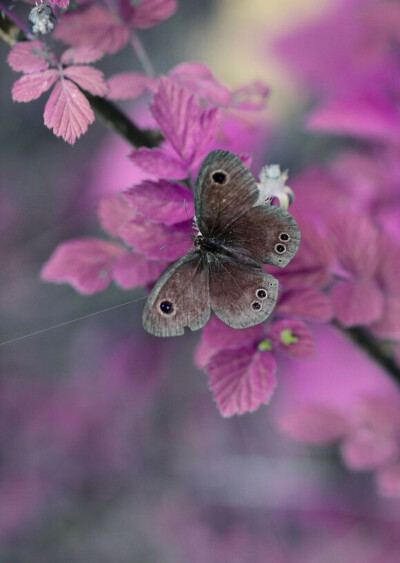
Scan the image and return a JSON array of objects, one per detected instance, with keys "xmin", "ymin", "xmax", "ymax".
[
  {"xmin": 336, "ymin": 323, "xmax": 400, "ymax": 384},
  {"xmin": 130, "ymin": 32, "xmax": 155, "ymax": 77},
  {"xmin": 0, "ymin": 1, "xmax": 34, "ymax": 40},
  {"xmin": 85, "ymin": 93, "xmax": 162, "ymax": 147}
]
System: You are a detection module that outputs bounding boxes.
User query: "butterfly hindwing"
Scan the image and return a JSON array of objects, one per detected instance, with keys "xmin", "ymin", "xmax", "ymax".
[
  {"xmin": 225, "ymin": 204, "xmax": 301, "ymax": 268},
  {"xmin": 195, "ymin": 150, "xmax": 259, "ymax": 237},
  {"xmin": 209, "ymin": 255, "xmax": 279, "ymax": 329},
  {"xmin": 143, "ymin": 251, "xmax": 210, "ymax": 337}
]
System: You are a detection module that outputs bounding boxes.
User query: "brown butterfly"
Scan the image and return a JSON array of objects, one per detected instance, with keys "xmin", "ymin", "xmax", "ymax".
[{"xmin": 143, "ymin": 150, "xmax": 301, "ymax": 337}]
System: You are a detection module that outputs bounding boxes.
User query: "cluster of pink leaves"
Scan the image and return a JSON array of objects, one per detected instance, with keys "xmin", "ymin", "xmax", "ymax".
[
  {"xmin": 8, "ymin": 42, "xmax": 108, "ymax": 144},
  {"xmin": 275, "ymin": 0, "xmax": 400, "ymax": 143},
  {"xmin": 7, "ymin": 0, "xmax": 179, "ymax": 142},
  {"xmin": 268, "ymin": 0, "xmax": 400, "ymax": 496}
]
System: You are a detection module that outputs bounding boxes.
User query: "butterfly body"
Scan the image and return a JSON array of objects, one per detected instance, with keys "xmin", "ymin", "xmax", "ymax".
[{"xmin": 143, "ymin": 150, "xmax": 301, "ymax": 337}]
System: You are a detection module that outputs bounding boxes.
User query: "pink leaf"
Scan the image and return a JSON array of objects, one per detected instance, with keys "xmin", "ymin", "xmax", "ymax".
[
  {"xmin": 98, "ymin": 194, "xmax": 133, "ymax": 238},
  {"xmin": 202, "ymin": 316, "xmax": 264, "ymax": 352},
  {"xmin": 41, "ymin": 238, "xmax": 125, "ymax": 294},
  {"xmin": 331, "ymin": 279, "xmax": 384, "ymax": 327},
  {"xmin": 63, "ymin": 65, "xmax": 109, "ymax": 97},
  {"xmin": 123, "ymin": 180, "xmax": 194, "ymax": 225},
  {"xmin": 113, "ymin": 252, "xmax": 168, "ymax": 289},
  {"xmin": 150, "ymin": 77, "xmax": 221, "ymax": 169},
  {"xmin": 61, "ymin": 46, "xmax": 104, "ymax": 65},
  {"xmin": 44, "ymin": 80, "xmax": 95, "ymax": 144},
  {"xmin": 170, "ymin": 62, "xmax": 231, "ymax": 106},
  {"xmin": 129, "ymin": 0, "xmax": 177, "ymax": 29},
  {"xmin": 119, "ymin": 216, "xmax": 192, "ymax": 261},
  {"xmin": 129, "ymin": 147, "xmax": 188, "ymax": 180},
  {"xmin": 270, "ymin": 319, "xmax": 316, "ymax": 360},
  {"xmin": 277, "ymin": 286, "xmax": 332, "ymax": 322},
  {"xmin": 55, "ymin": 6, "xmax": 130, "ymax": 54},
  {"xmin": 107, "ymin": 72, "xmax": 156, "ymax": 100},
  {"xmin": 232, "ymin": 80, "xmax": 270, "ymax": 110},
  {"xmin": 341, "ymin": 429, "xmax": 398, "ymax": 471},
  {"xmin": 207, "ymin": 347, "xmax": 277, "ymax": 417},
  {"xmin": 307, "ymin": 92, "xmax": 400, "ymax": 144},
  {"xmin": 12, "ymin": 70, "xmax": 59, "ymax": 102},
  {"xmin": 371, "ymin": 294, "xmax": 400, "ymax": 339},
  {"xmin": 7, "ymin": 41, "xmax": 52, "ymax": 73}
]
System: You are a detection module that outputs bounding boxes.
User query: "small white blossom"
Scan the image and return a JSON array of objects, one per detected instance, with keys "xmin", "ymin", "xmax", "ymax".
[{"xmin": 257, "ymin": 164, "xmax": 294, "ymax": 210}]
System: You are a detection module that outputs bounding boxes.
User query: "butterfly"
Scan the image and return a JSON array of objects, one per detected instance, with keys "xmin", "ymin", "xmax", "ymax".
[{"xmin": 143, "ymin": 150, "xmax": 301, "ymax": 337}]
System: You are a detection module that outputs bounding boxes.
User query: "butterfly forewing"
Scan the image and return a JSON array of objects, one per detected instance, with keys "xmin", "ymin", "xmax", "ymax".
[
  {"xmin": 195, "ymin": 150, "xmax": 259, "ymax": 237},
  {"xmin": 209, "ymin": 256, "xmax": 279, "ymax": 329},
  {"xmin": 143, "ymin": 251, "xmax": 210, "ymax": 337},
  {"xmin": 225, "ymin": 204, "xmax": 301, "ymax": 268}
]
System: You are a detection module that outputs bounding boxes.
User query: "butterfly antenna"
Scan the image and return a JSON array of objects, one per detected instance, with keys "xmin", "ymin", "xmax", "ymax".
[{"xmin": 0, "ymin": 296, "xmax": 148, "ymax": 347}]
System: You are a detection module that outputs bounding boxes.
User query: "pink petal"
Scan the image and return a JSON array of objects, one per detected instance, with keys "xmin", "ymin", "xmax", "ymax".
[
  {"xmin": 377, "ymin": 463, "xmax": 400, "ymax": 497},
  {"xmin": 119, "ymin": 216, "xmax": 192, "ymax": 261},
  {"xmin": 129, "ymin": 147, "xmax": 188, "ymax": 180},
  {"xmin": 7, "ymin": 41, "xmax": 52, "ymax": 73},
  {"xmin": 202, "ymin": 316, "xmax": 264, "ymax": 351},
  {"xmin": 129, "ymin": 0, "xmax": 177, "ymax": 29},
  {"xmin": 12, "ymin": 70, "xmax": 59, "ymax": 102},
  {"xmin": 327, "ymin": 211, "xmax": 379, "ymax": 277},
  {"xmin": 207, "ymin": 347, "xmax": 277, "ymax": 417},
  {"xmin": 371, "ymin": 294, "xmax": 400, "ymax": 339},
  {"xmin": 49, "ymin": 0, "xmax": 69, "ymax": 7},
  {"xmin": 307, "ymin": 92, "xmax": 400, "ymax": 144},
  {"xmin": 278, "ymin": 405, "xmax": 350, "ymax": 445},
  {"xmin": 341, "ymin": 428, "xmax": 398, "ymax": 471},
  {"xmin": 231, "ymin": 81, "xmax": 270, "ymax": 111},
  {"xmin": 44, "ymin": 80, "xmax": 95, "ymax": 144},
  {"xmin": 376, "ymin": 234, "xmax": 400, "ymax": 292},
  {"xmin": 150, "ymin": 77, "xmax": 221, "ymax": 170},
  {"xmin": 123, "ymin": 180, "xmax": 194, "ymax": 225},
  {"xmin": 55, "ymin": 6, "xmax": 130, "ymax": 54},
  {"xmin": 194, "ymin": 339, "xmax": 216, "ymax": 369},
  {"xmin": 170, "ymin": 62, "xmax": 231, "ymax": 106},
  {"xmin": 331, "ymin": 279, "xmax": 384, "ymax": 327},
  {"xmin": 277, "ymin": 286, "xmax": 332, "ymax": 322},
  {"xmin": 63, "ymin": 65, "xmax": 109, "ymax": 97},
  {"xmin": 270, "ymin": 319, "xmax": 316, "ymax": 360},
  {"xmin": 61, "ymin": 46, "xmax": 104, "ymax": 65},
  {"xmin": 107, "ymin": 72, "xmax": 156, "ymax": 100},
  {"xmin": 41, "ymin": 238, "xmax": 125, "ymax": 294},
  {"xmin": 113, "ymin": 252, "xmax": 168, "ymax": 289},
  {"xmin": 98, "ymin": 194, "xmax": 133, "ymax": 238}
]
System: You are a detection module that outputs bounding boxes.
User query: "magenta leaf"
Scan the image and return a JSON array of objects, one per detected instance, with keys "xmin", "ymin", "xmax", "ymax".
[
  {"xmin": 12, "ymin": 70, "xmax": 59, "ymax": 102},
  {"xmin": 170, "ymin": 62, "xmax": 231, "ymax": 106},
  {"xmin": 331, "ymin": 279, "xmax": 384, "ymax": 327},
  {"xmin": 119, "ymin": 216, "xmax": 192, "ymax": 261},
  {"xmin": 113, "ymin": 253, "xmax": 168, "ymax": 289},
  {"xmin": 61, "ymin": 46, "xmax": 104, "ymax": 65},
  {"xmin": 270, "ymin": 319, "xmax": 316, "ymax": 360},
  {"xmin": 341, "ymin": 429, "xmax": 398, "ymax": 471},
  {"xmin": 129, "ymin": 147, "xmax": 188, "ymax": 180},
  {"xmin": 150, "ymin": 77, "xmax": 221, "ymax": 170},
  {"xmin": 123, "ymin": 180, "xmax": 194, "ymax": 225},
  {"xmin": 63, "ymin": 65, "xmax": 109, "ymax": 96},
  {"xmin": 129, "ymin": 0, "xmax": 177, "ymax": 29},
  {"xmin": 107, "ymin": 72, "xmax": 156, "ymax": 100},
  {"xmin": 232, "ymin": 81, "xmax": 270, "ymax": 110},
  {"xmin": 41, "ymin": 238, "xmax": 126, "ymax": 294},
  {"xmin": 55, "ymin": 6, "xmax": 130, "ymax": 54},
  {"xmin": 202, "ymin": 316, "xmax": 264, "ymax": 352},
  {"xmin": 7, "ymin": 41, "xmax": 52, "ymax": 73},
  {"xmin": 98, "ymin": 194, "xmax": 133, "ymax": 238},
  {"xmin": 207, "ymin": 347, "xmax": 277, "ymax": 417},
  {"xmin": 277, "ymin": 287, "xmax": 332, "ymax": 322},
  {"xmin": 44, "ymin": 80, "xmax": 95, "ymax": 144}
]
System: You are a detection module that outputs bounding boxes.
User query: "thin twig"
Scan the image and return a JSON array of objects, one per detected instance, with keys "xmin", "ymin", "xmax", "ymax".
[{"xmin": 335, "ymin": 322, "xmax": 400, "ymax": 384}]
